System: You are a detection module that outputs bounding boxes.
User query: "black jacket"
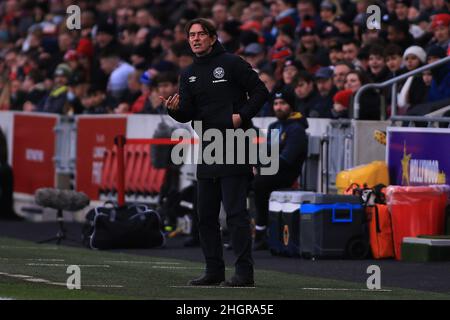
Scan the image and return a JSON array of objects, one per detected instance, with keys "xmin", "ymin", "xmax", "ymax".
[
  {"xmin": 266, "ymin": 112, "xmax": 308, "ymax": 178},
  {"xmin": 168, "ymin": 41, "xmax": 269, "ymax": 178}
]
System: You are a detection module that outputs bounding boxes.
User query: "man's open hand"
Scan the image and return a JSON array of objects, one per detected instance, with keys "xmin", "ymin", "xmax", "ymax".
[
  {"xmin": 160, "ymin": 94, "xmax": 180, "ymax": 111},
  {"xmin": 232, "ymin": 114, "xmax": 242, "ymax": 128}
]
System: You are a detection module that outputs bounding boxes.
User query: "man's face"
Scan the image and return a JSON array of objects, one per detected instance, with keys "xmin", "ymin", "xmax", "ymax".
[
  {"xmin": 188, "ymin": 24, "xmax": 216, "ymax": 56},
  {"xmin": 54, "ymin": 75, "xmax": 68, "ymax": 87},
  {"xmin": 100, "ymin": 57, "xmax": 117, "ymax": 75},
  {"xmin": 58, "ymin": 33, "xmax": 72, "ymax": 51},
  {"xmin": 96, "ymin": 32, "xmax": 113, "ymax": 48},
  {"xmin": 386, "ymin": 55, "xmax": 402, "ymax": 73},
  {"xmin": 387, "ymin": 26, "xmax": 403, "ymax": 43},
  {"xmin": 282, "ymin": 66, "xmax": 298, "ymax": 85},
  {"xmin": 434, "ymin": 25, "xmax": 449, "ymax": 43},
  {"xmin": 301, "ymin": 35, "xmax": 316, "ymax": 50},
  {"xmin": 297, "ymin": 2, "xmax": 315, "ymax": 20},
  {"xmin": 320, "ymin": 8, "xmax": 334, "ymax": 22},
  {"xmin": 212, "ymin": 4, "xmax": 227, "ymax": 25},
  {"xmin": 158, "ymin": 82, "xmax": 178, "ymax": 99},
  {"xmin": 329, "ymin": 48, "xmax": 343, "ymax": 64},
  {"xmin": 368, "ymin": 54, "xmax": 385, "ymax": 75},
  {"xmin": 333, "ymin": 64, "xmax": 351, "ymax": 90},
  {"xmin": 273, "ymin": 98, "xmax": 292, "ymax": 120},
  {"xmin": 316, "ymin": 78, "xmax": 334, "ymax": 97},
  {"xmin": 395, "ymin": 3, "xmax": 409, "ymax": 20},
  {"xmin": 343, "ymin": 43, "xmax": 358, "ymax": 62},
  {"xmin": 295, "ymin": 80, "xmax": 314, "ymax": 99}
]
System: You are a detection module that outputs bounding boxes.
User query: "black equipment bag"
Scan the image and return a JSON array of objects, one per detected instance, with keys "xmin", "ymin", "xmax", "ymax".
[
  {"xmin": 151, "ymin": 120, "xmax": 177, "ymax": 169},
  {"xmin": 82, "ymin": 202, "xmax": 165, "ymax": 250}
]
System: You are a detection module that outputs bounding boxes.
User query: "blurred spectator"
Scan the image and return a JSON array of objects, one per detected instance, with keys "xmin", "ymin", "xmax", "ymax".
[
  {"xmin": 385, "ymin": 44, "xmax": 405, "ymax": 77},
  {"xmin": 21, "ymin": 70, "xmax": 47, "ymax": 112},
  {"xmin": 387, "ymin": 20, "xmax": 415, "ymax": 51},
  {"xmin": 342, "ymin": 39, "xmax": 361, "ymax": 69},
  {"xmin": 142, "ymin": 72, "xmax": 176, "ymax": 115},
  {"xmin": 397, "ymin": 45, "xmax": 428, "ymax": 113},
  {"xmin": 280, "ymin": 58, "xmax": 303, "ymax": 89},
  {"xmin": 429, "ymin": 13, "xmax": 450, "ymax": 50},
  {"xmin": 328, "ymin": 41, "xmax": 344, "ymax": 65},
  {"xmin": 426, "ymin": 45, "xmax": 450, "ymax": 103},
  {"xmin": 333, "ymin": 61, "xmax": 353, "ymax": 90},
  {"xmin": 41, "ymin": 63, "xmax": 72, "ymax": 114},
  {"xmin": 313, "ymin": 66, "xmax": 336, "ymax": 118},
  {"xmin": 242, "ymin": 43, "xmax": 270, "ymax": 71},
  {"xmin": 332, "ymin": 88, "xmax": 353, "ymax": 118},
  {"xmin": 368, "ymin": 45, "xmax": 390, "ymax": 83},
  {"xmin": 257, "ymin": 70, "xmax": 277, "ymax": 116},
  {"xmin": 99, "ymin": 49, "xmax": 135, "ymax": 100},
  {"xmin": 293, "ymin": 70, "xmax": 322, "ymax": 117},
  {"xmin": 320, "ymin": 1, "xmax": 338, "ymax": 24},
  {"xmin": 130, "ymin": 71, "xmax": 152, "ymax": 114},
  {"xmin": 212, "ymin": 3, "xmax": 229, "ymax": 30},
  {"xmin": 344, "ymin": 70, "xmax": 381, "ymax": 120},
  {"xmin": 81, "ymin": 86, "xmax": 109, "ymax": 114}
]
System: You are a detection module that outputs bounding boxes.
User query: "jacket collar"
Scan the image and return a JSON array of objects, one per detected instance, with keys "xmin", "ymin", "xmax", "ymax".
[{"xmin": 193, "ymin": 41, "xmax": 226, "ymax": 65}]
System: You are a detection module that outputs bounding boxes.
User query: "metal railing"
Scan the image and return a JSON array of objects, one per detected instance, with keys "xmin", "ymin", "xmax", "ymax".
[{"xmin": 354, "ymin": 55, "xmax": 450, "ymax": 120}]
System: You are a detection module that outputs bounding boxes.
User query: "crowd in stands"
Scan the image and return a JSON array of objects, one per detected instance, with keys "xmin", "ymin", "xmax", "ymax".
[{"xmin": 0, "ymin": 0, "xmax": 449, "ymax": 119}]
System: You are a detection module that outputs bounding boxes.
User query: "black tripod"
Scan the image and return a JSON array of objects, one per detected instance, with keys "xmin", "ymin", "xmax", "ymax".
[{"xmin": 38, "ymin": 209, "xmax": 78, "ymax": 245}]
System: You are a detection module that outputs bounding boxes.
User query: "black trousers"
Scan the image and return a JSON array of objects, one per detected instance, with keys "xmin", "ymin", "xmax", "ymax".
[
  {"xmin": 197, "ymin": 175, "xmax": 253, "ymax": 279},
  {"xmin": 253, "ymin": 170, "xmax": 298, "ymax": 227}
]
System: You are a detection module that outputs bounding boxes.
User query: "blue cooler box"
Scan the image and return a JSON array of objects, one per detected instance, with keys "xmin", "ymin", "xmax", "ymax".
[{"xmin": 299, "ymin": 194, "xmax": 368, "ymax": 259}]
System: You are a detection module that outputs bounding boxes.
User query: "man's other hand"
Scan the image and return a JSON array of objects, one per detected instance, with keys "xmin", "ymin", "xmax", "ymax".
[
  {"xmin": 160, "ymin": 94, "xmax": 180, "ymax": 111},
  {"xmin": 232, "ymin": 114, "xmax": 242, "ymax": 128}
]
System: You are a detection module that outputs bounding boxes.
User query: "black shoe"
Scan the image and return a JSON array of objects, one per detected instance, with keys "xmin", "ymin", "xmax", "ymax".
[
  {"xmin": 183, "ymin": 236, "xmax": 200, "ymax": 247},
  {"xmin": 221, "ymin": 275, "xmax": 255, "ymax": 287},
  {"xmin": 187, "ymin": 274, "xmax": 225, "ymax": 286}
]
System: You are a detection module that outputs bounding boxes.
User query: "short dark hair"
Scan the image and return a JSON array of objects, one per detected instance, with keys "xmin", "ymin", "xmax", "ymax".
[
  {"xmin": 347, "ymin": 70, "xmax": 370, "ymax": 86},
  {"xmin": 342, "ymin": 38, "xmax": 360, "ymax": 48},
  {"xmin": 384, "ymin": 44, "xmax": 403, "ymax": 58},
  {"xmin": 293, "ymin": 70, "xmax": 314, "ymax": 85},
  {"xmin": 185, "ymin": 18, "xmax": 217, "ymax": 38},
  {"xmin": 369, "ymin": 45, "xmax": 385, "ymax": 58},
  {"xmin": 334, "ymin": 60, "xmax": 355, "ymax": 70},
  {"xmin": 154, "ymin": 72, "xmax": 178, "ymax": 86}
]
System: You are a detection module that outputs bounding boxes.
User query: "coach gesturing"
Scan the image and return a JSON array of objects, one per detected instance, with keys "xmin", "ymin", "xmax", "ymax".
[{"xmin": 162, "ymin": 18, "xmax": 268, "ymax": 287}]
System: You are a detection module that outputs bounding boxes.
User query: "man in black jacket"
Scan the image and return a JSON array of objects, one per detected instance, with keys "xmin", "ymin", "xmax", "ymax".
[
  {"xmin": 253, "ymin": 87, "xmax": 308, "ymax": 250},
  {"xmin": 162, "ymin": 18, "xmax": 269, "ymax": 287}
]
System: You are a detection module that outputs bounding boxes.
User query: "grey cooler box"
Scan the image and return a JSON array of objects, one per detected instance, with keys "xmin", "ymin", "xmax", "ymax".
[{"xmin": 299, "ymin": 194, "xmax": 369, "ymax": 259}]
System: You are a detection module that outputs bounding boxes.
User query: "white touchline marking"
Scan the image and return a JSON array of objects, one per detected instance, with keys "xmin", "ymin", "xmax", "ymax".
[
  {"xmin": 0, "ymin": 246, "xmax": 58, "ymax": 250},
  {"xmin": 0, "ymin": 272, "xmax": 32, "ymax": 279},
  {"xmin": 169, "ymin": 285, "xmax": 255, "ymax": 289},
  {"xmin": 151, "ymin": 266, "xmax": 203, "ymax": 270},
  {"xmin": 26, "ymin": 259, "xmax": 65, "ymax": 262},
  {"xmin": 0, "ymin": 258, "xmax": 65, "ymax": 262},
  {"xmin": 0, "ymin": 297, "xmax": 14, "ymax": 300},
  {"xmin": 0, "ymin": 272, "xmax": 123, "ymax": 288},
  {"xmin": 301, "ymin": 288, "xmax": 392, "ymax": 292},
  {"xmin": 105, "ymin": 260, "xmax": 181, "ymax": 265},
  {"xmin": 26, "ymin": 263, "xmax": 110, "ymax": 268}
]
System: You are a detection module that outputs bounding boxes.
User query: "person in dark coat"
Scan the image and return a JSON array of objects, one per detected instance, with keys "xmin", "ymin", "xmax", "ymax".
[
  {"xmin": 253, "ymin": 87, "xmax": 308, "ymax": 250},
  {"xmin": 163, "ymin": 18, "xmax": 269, "ymax": 287}
]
